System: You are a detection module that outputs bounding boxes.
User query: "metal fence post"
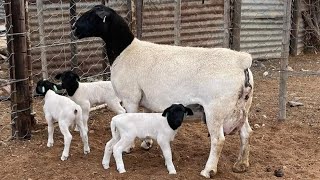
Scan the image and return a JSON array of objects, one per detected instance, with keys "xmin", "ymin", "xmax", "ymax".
[
  {"xmin": 174, "ymin": 0, "xmax": 181, "ymax": 46},
  {"xmin": 70, "ymin": 0, "xmax": 78, "ymax": 72}
]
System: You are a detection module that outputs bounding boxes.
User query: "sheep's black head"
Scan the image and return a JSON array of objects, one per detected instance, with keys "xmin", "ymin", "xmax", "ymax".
[
  {"xmin": 162, "ymin": 104, "xmax": 193, "ymax": 130},
  {"xmin": 55, "ymin": 71, "xmax": 80, "ymax": 96},
  {"xmin": 72, "ymin": 5, "xmax": 114, "ymax": 39},
  {"xmin": 36, "ymin": 80, "xmax": 61, "ymax": 96}
]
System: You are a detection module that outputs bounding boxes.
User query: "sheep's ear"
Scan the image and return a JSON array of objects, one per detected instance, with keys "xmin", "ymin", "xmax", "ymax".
[
  {"xmin": 185, "ymin": 107, "xmax": 193, "ymax": 116},
  {"xmin": 95, "ymin": 9, "xmax": 111, "ymax": 22},
  {"xmin": 55, "ymin": 73, "xmax": 62, "ymax": 80}
]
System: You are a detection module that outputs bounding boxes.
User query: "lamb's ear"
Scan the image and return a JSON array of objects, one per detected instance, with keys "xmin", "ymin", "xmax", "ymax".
[
  {"xmin": 95, "ymin": 9, "xmax": 111, "ymax": 22},
  {"xmin": 162, "ymin": 107, "xmax": 170, "ymax": 117},
  {"xmin": 55, "ymin": 73, "xmax": 62, "ymax": 80},
  {"xmin": 185, "ymin": 107, "xmax": 193, "ymax": 116}
]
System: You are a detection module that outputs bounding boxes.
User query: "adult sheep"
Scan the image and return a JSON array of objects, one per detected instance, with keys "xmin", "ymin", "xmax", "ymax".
[{"xmin": 72, "ymin": 5, "xmax": 254, "ymax": 178}]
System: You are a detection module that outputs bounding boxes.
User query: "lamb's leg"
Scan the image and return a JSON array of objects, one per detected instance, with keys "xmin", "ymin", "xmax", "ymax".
[
  {"xmin": 59, "ymin": 122, "xmax": 72, "ymax": 161},
  {"xmin": 46, "ymin": 115, "xmax": 54, "ymax": 147},
  {"xmin": 108, "ymin": 100, "xmax": 126, "ymax": 114},
  {"xmin": 232, "ymin": 115, "xmax": 252, "ymax": 173},
  {"xmin": 113, "ymin": 137, "xmax": 134, "ymax": 173},
  {"xmin": 76, "ymin": 118, "xmax": 90, "ymax": 155},
  {"xmin": 158, "ymin": 139, "xmax": 176, "ymax": 174},
  {"xmin": 200, "ymin": 107, "xmax": 225, "ymax": 178},
  {"xmin": 102, "ymin": 137, "xmax": 119, "ymax": 169}
]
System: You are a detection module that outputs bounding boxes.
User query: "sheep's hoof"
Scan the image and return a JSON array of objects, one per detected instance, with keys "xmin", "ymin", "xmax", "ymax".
[
  {"xmin": 169, "ymin": 170, "xmax": 177, "ymax": 175},
  {"xmin": 61, "ymin": 155, "xmax": 69, "ymax": 161},
  {"xmin": 232, "ymin": 162, "xmax": 249, "ymax": 173},
  {"xmin": 47, "ymin": 142, "xmax": 54, "ymax": 147},
  {"xmin": 200, "ymin": 169, "xmax": 215, "ymax": 179}
]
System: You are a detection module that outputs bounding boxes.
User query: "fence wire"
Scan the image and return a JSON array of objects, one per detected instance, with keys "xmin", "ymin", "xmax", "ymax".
[{"xmin": 0, "ymin": 0, "xmax": 320, "ymax": 140}]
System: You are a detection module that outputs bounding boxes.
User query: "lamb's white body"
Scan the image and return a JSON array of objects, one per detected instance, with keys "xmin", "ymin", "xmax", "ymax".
[
  {"xmin": 102, "ymin": 113, "xmax": 179, "ymax": 174},
  {"xmin": 70, "ymin": 81, "xmax": 126, "ymax": 130},
  {"xmin": 43, "ymin": 90, "xmax": 90, "ymax": 161},
  {"xmin": 111, "ymin": 38, "xmax": 254, "ymax": 177}
]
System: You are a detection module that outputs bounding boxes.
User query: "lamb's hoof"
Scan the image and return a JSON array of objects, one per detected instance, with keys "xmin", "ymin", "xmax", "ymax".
[
  {"xmin": 84, "ymin": 147, "xmax": 91, "ymax": 155},
  {"xmin": 47, "ymin": 142, "xmax": 53, "ymax": 147},
  {"xmin": 118, "ymin": 169, "xmax": 126, "ymax": 173},
  {"xmin": 102, "ymin": 164, "xmax": 110, "ymax": 170},
  {"xmin": 169, "ymin": 170, "xmax": 177, "ymax": 175},
  {"xmin": 200, "ymin": 169, "xmax": 215, "ymax": 179},
  {"xmin": 123, "ymin": 145, "xmax": 134, "ymax": 154},
  {"xmin": 61, "ymin": 155, "xmax": 68, "ymax": 161},
  {"xmin": 232, "ymin": 162, "xmax": 249, "ymax": 173},
  {"xmin": 140, "ymin": 139, "xmax": 153, "ymax": 150}
]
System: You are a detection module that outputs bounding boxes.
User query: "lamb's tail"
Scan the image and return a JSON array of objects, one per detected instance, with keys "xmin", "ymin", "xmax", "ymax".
[
  {"xmin": 238, "ymin": 52, "xmax": 253, "ymax": 70},
  {"xmin": 110, "ymin": 119, "xmax": 120, "ymax": 140}
]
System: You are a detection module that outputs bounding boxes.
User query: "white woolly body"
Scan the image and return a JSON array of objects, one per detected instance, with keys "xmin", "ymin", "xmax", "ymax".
[
  {"xmin": 43, "ymin": 90, "xmax": 90, "ymax": 161},
  {"xmin": 70, "ymin": 81, "xmax": 125, "ymax": 114},
  {"xmin": 111, "ymin": 38, "xmax": 253, "ymax": 134},
  {"xmin": 102, "ymin": 113, "xmax": 180, "ymax": 174}
]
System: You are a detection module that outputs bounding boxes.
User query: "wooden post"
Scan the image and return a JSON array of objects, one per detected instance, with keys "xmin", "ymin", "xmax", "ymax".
[
  {"xmin": 131, "ymin": 0, "xmax": 136, "ymax": 35},
  {"xmin": 290, "ymin": 0, "xmax": 301, "ymax": 56},
  {"xmin": 279, "ymin": 0, "xmax": 292, "ymax": 121},
  {"xmin": 174, "ymin": 0, "xmax": 181, "ymax": 46},
  {"xmin": 126, "ymin": 0, "xmax": 132, "ymax": 30},
  {"xmin": 25, "ymin": 0, "xmax": 35, "ymax": 126},
  {"xmin": 11, "ymin": 0, "xmax": 32, "ymax": 139},
  {"xmin": 4, "ymin": 0, "xmax": 17, "ymax": 138},
  {"xmin": 36, "ymin": 0, "xmax": 48, "ymax": 79},
  {"xmin": 231, "ymin": 0, "xmax": 242, "ymax": 51},
  {"xmin": 70, "ymin": 0, "xmax": 78, "ymax": 72},
  {"xmin": 135, "ymin": 0, "xmax": 143, "ymax": 39},
  {"xmin": 223, "ymin": 0, "xmax": 231, "ymax": 48},
  {"xmin": 101, "ymin": 0, "xmax": 108, "ymax": 80}
]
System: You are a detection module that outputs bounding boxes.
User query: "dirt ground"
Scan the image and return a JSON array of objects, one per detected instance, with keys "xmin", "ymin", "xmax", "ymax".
[{"xmin": 0, "ymin": 54, "xmax": 320, "ymax": 180}]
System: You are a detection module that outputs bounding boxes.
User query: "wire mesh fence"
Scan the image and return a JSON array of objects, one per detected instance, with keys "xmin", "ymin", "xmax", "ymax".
[{"xmin": 0, "ymin": 0, "xmax": 320, "ymax": 140}]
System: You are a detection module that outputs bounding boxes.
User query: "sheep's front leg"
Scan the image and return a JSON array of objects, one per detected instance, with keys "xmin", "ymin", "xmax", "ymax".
[
  {"xmin": 158, "ymin": 140, "xmax": 176, "ymax": 174},
  {"xmin": 200, "ymin": 108, "xmax": 225, "ymax": 178},
  {"xmin": 113, "ymin": 137, "xmax": 134, "ymax": 173},
  {"xmin": 46, "ymin": 115, "xmax": 54, "ymax": 147},
  {"xmin": 232, "ymin": 116, "xmax": 252, "ymax": 173},
  {"xmin": 102, "ymin": 137, "xmax": 119, "ymax": 169},
  {"xmin": 59, "ymin": 122, "xmax": 72, "ymax": 161}
]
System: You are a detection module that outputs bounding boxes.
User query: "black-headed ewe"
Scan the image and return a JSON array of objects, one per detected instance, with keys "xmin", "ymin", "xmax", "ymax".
[
  {"xmin": 73, "ymin": 5, "xmax": 254, "ymax": 178},
  {"xmin": 36, "ymin": 80, "xmax": 90, "ymax": 161},
  {"xmin": 102, "ymin": 104, "xmax": 193, "ymax": 174},
  {"xmin": 55, "ymin": 71, "xmax": 126, "ymax": 131}
]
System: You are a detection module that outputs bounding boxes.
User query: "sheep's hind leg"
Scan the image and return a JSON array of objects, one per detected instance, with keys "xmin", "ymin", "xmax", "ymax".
[
  {"xmin": 76, "ymin": 119, "xmax": 90, "ymax": 155},
  {"xmin": 232, "ymin": 116, "xmax": 252, "ymax": 173},
  {"xmin": 200, "ymin": 106, "xmax": 225, "ymax": 178},
  {"xmin": 102, "ymin": 137, "xmax": 119, "ymax": 169},
  {"xmin": 59, "ymin": 122, "xmax": 72, "ymax": 161},
  {"xmin": 113, "ymin": 137, "xmax": 134, "ymax": 173}
]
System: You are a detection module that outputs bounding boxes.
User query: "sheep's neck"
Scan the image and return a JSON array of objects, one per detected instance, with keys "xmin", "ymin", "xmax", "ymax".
[
  {"xmin": 101, "ymin": 15, "xmax": 134, "ymax": 66},
  {"xmin": 65, "ymin": 82, "xmax": 79, "ymax": 96}
]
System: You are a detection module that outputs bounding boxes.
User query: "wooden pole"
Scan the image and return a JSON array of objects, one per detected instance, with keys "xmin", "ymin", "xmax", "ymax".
[
  {"xmin": 11, "ymin": 0, "xmax": 32, "ymax": 139},
  {"xmin": 135, "ymin": 0, "xmax": 143, "ymax": 39},
  {"xmin": 279, "ymin": 0, "xmax": 292, "ymax": 121},
  {"xmin": 174, "ymin": 0, "xmax": 181, "ymax": 46},
  {"xmin": 4, "ymin": 0, "xmax": 17, "ymax": 138},
  {"xmin": 131, "ymin": 0, "xmax": 136, "ymax": 35},
  {"xmin": 231, "ymin": 0, "xmax": 242, "ymax": 51},
  {"xmin": 36, "ymin": 0, "xmax": 48, "ymax": 79},
  {"xmin": 70, "ymin": 0, "xmax": 78, "ymax": 72},
  {"xmin": 223, "ymin": 0, "xmax": 231, "ymax": 48},
  {"xmin": 127, "ymin": 0, "xmax": 132, "ymax": 30},
  {"xmin": 290, "ymin": 0, "xmax": 301, "ymax": 56}
]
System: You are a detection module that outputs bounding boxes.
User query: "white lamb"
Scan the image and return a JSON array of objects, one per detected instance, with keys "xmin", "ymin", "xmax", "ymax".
[
  {"xmin": 73, "ymin": 5, "xmax": 254, "ymax": 178},
  {"xmin": 102, "ymin": 104, "xmax": 193, "ymax": 174},
  {"xmin": 55, "ymin": 70, "xmax": 126, "ymax": 131},
  {"xmin": 36, "ymin": 79, "xmax": 90, "ymax": 161}
]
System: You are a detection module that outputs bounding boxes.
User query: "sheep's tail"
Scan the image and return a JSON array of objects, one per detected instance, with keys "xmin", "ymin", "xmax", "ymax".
[
  {"xmin": 238, "ymin": 52, "xmax": 253, "ymax": 70},
  {"xmin": 110, "ymin": 119, "xmax": 120, "ymax": 140},
  {"xmin": 74, "ymin": 105, "xmax": 83, "ymax": 123}
]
